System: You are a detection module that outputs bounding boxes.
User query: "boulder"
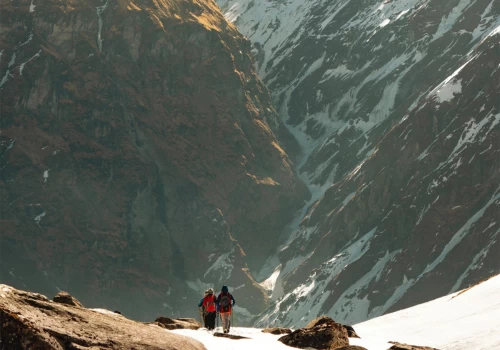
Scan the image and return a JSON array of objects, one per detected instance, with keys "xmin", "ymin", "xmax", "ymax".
[
  {"xmin": 0, "ymin": 284, "xmax": 206, "ymax": 350},
  {"xmin": 279, "ymin": 316, "xmax": 349, "ymax": 349},
  {"xmin": 304, "ymin": 316, "xmax": 360, "ymax": 339},
  {"xmin": 154, "ymin": 316, "xmax": 202, "ymax": 330},
  {"xmin": 262, "ymin": 327, "xmax": 292, "ymax": 335},
  {"xmin": 52, "ymin": 291, "xmax": 84, "ymax": 308},
  {"xmin": 388, "ymin": 342, "xmax": 440, "ymax": 350}
]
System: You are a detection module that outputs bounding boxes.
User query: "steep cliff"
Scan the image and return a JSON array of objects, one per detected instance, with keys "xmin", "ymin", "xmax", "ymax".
[{"xmin": 0, "ymin": 0, "xmax": 308, "ymax": 321}]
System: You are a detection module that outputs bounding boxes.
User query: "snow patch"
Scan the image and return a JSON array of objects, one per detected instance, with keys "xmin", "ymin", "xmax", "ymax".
[
  {"xmin": 435, "ymin": 78, "xmax": 462, "ymax": 103},
  {"xmin": 204, "ymin": 250, "xmax": 234, "ymax": 281},
  {"xmin": 259, "ymin": 267, "xmax": 281, "ymax": 293},
  {"xmin": 395, "ymin": 9, "xmax": 411, "ymax": 20},
  {"xmin": 18, "ymin": 32, "xmax": 33, "ymax": 48},
  {"xmin": 379, "ymin": 19, "xmax": 390, "ymax": 28},
  {"xmin": 96, "ymin": 0, "xmax": 109, "ymax": 52},
  {"xmin": 34, "ymin": 211, "xmax": 46, "ymax": 226},
  {"xmin": 433, "ymin": 0, "xmax": 474, "ymax": 41},
  {"xmin": 19, "ymin": 50, "xmax": 41, "ymax": 76},
  {"xmin": 91, "ymin": 308, "xmax": 123, "ymax": 317}
]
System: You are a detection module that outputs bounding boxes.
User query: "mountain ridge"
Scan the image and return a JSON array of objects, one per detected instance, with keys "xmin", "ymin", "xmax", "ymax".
[{"xmin": 216, "ymin": 0, "xmax": 500, "ymax": 327}]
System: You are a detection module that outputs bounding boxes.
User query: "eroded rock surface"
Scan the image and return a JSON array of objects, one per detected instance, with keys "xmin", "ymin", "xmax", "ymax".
[
  {"xmin": 0, "ymin": 284, "xmax": 206, "ymax": 350},
  {"xmin": 52, "ymin": 291, "xmax": 84, "ymax": 308},
  {"xmin": 279, "ymin": 316, "xmax": 349, "ymax": 349},
  {"xmin": 154, "ymin": 316, "xmax": 201, "ymax": 330},
  {"xmin": 304, "ymin": 317, "xmax": 360, "ymax": 339}
]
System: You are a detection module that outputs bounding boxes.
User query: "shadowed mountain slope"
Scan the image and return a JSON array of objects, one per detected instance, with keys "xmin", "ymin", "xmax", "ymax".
[{"xmin": 0, "ymin": 0, "xmax": 309, "ymax": 321}]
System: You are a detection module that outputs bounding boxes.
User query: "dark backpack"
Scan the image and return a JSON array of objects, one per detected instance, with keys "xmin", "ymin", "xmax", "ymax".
[{"xmin": 219, "ymin": 293, "xmax": 232, "ymax": 312}]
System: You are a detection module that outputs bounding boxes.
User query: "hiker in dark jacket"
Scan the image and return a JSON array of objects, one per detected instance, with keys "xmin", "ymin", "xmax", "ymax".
[
  {"xmin": 198, "ymin": 288, "xmax": 217, "ymax": 330},
  {"xmin": 215, "ymin": 285, "xmax": 235, "ymax": 333}
]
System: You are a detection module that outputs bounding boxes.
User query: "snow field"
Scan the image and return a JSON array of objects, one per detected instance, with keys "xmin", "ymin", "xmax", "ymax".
[{"xmin": 173, "ymin": 274, "xmax": 500, "ymax": 349}]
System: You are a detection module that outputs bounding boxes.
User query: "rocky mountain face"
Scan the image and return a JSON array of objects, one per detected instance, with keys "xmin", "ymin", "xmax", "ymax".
[
  {"xmin": 0, "ymin": 0, "xmax": 309, "ymax": 322},
  {"xmin": 216, "ymin": 0, "xmax": 500, "ymax": 326}
]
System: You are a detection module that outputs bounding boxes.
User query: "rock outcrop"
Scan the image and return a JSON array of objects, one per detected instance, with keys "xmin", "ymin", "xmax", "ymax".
[
  {"xmin": 154, "ymin": 316, "xmax": 201, "ymax": 330},
  {"xmin": 278, "ymin": 316, "xmax": 349, "ymax": 349},
  {"xmin": 52, "ymin": 291, "xmax": 84, "ymax": 308},
  {"xmin": 0, "ymin": 0, "xmax": 308, "ymax": 322},
  {"xmin": 304, "ymin": 316, "xmax": 360, "ymax": 339},
  {"xmin": 0, "ymin": 284, "xmax": 206, "ymax": 350}
]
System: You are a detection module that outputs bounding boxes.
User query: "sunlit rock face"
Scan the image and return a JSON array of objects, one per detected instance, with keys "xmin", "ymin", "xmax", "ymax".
[
  {"xmin": 217, "ymin": 0, "xmax": 500, "ymax": 327},
  {"xmin": 0, "ymin": 0, "xmax": 309, "ymax": 322}
]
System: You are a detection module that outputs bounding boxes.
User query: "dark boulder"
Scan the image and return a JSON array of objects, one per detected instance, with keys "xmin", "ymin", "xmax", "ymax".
[
  {"xmin": 52, "ymin": 291, "xmax": 84, "ymax": 308},
  {"xmin": 279, "ymin": 316, "xmax": 349, "ymax": 349},
  {"xmin": 262, "ymin": 327, "xmax": 292, "ymax": 335}
]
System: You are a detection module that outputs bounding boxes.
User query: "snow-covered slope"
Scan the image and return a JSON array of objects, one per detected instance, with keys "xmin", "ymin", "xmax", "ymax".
[
  {"xmin": 216, "ymin": 0, "xmax": 500, "ymax": 327},
  {"xmin": 350, "ymin": 274, "xmax": 500, "ymax": 350},
  {"xmin": 172, "ymin": 274, "xmax": 500, "ymax": 349}
]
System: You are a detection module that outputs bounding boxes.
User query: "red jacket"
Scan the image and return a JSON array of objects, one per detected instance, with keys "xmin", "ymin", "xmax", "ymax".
[{"xmin": 202, "ymin": 294, "xmax": 216, "ymax": 313}]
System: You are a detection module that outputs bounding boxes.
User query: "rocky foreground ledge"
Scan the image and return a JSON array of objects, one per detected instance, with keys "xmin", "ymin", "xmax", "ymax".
[
  {"xmin": 0, "ymin": 285, "xmax": 205, "ymax": 349},
  {"xmin": 0, "ymin": 284, "xmax": 439, "ymax": 350}
]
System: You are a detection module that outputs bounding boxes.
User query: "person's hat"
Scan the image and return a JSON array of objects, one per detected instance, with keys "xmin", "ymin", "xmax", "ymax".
[{"xmin": 207, "ymin": 288, "xmax": 214, "ymax": 294}]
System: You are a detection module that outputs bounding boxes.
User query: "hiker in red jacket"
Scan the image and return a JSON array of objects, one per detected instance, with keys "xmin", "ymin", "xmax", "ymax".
[
  {"xmin": 198, "ymin": 288, "xmax": 217, "ymax": 330},
  {"xmin": 216, "ymin": 285, "xmax": 235, "ymax": 333}
]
